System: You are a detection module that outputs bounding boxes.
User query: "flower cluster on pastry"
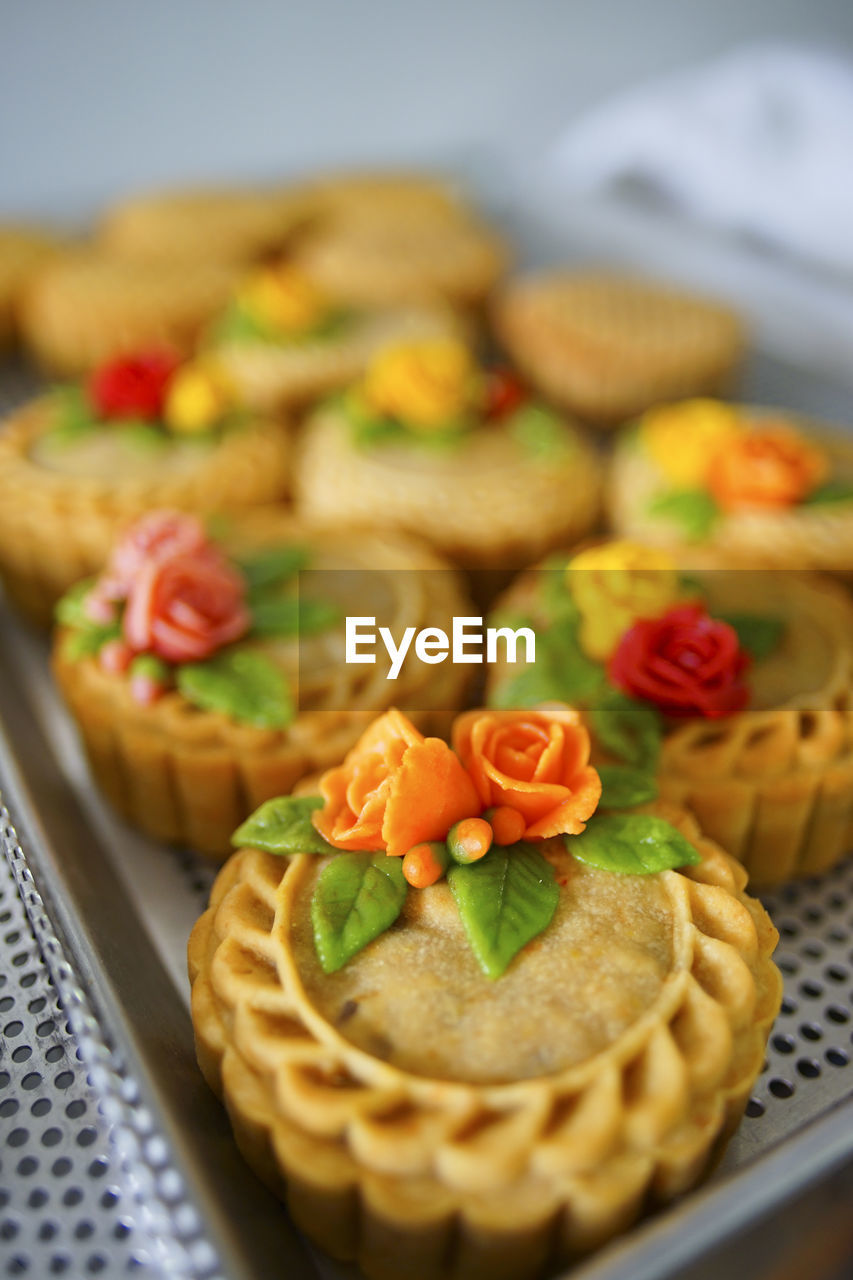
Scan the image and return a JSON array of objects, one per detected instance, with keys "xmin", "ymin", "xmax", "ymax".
[
  {"xmin": 43, "ymin": 348, "xmax": 244, "ymax": 446},
  {"xmin": 638, "ymin": 399, "xmax": 851, "ymax": 539},
  {"xmin": 492, "ymin": 540, "xmax": 787, "ymax": 766},
  {"xmin": 340, "ymin": 334, "xmax": 565, "ymax": 452},
  {"xmin": 54, "ymin": 509, "xmax": 337, "ymax": 723},
  {"xmin": 234, "ymin": 701, "xmax": 702, "ymax": 978},
  {"xmin": 210, "ymin": 263, "xmax": 350, "ymax": 347}
]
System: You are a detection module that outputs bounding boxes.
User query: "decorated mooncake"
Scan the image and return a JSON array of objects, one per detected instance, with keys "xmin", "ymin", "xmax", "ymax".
[
  {"xmin": 189, "ymin": 702, "xmax": 780, "ymax": 1280},
  {"xmin": 0, "ymin": 350, "xmax": 290, "ymax": 624},
  {"xmin": 52, "ymin": 509, "xmax": 472, "ymax": 854},
  {"xmin": 487, "ymin": 540, "xmax": 853, "ymax": 884},
  {"xmin": 608, "ymin": 399, "xmax": 853, "ymax": 571},
  {"xmin": 294, "ymin": 337, "xmax": 601, "ymax": 572}
]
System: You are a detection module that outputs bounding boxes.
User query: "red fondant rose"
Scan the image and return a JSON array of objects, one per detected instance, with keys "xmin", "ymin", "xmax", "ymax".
[
  {"xmin": 89, "ymin": 350, "xmax": 180, "ymax": 421},
  {"xmin": 608, "ymin": 604, "xmax": 750, "ymax": 719},
  {"xmin": 123, "ymin": 552, "xmax": 249, "ymax": 663},
  {"xmin": 102, "ymin": 510, "xmax": 211, "ymax": 602}
]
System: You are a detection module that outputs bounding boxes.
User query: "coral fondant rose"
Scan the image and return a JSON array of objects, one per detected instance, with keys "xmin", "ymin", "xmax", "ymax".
[
  {"xmin": 123, "ymin": 551, "xmax": 250, "ymax": 663},
  {"xmin": 313, "ymin": 708, "xmax": 480, "ymax": 857},
  {"xmin": 608, "ymin": 604, "xmax": 749, "ymax": 719},
  {"xmin": 101, "ymin": 510, "xmax": 210, "ymax": 602},
  {"xmin": 707, "ymin": 423, "xmax": 827, "ymax": 510},
  {"xmin": 640, "ymin": 399, "xmax": 741, "ymax": 487},
  {"xmin": 452, "ymin": 705, "xmax": 601, "ymax": 840},
  {"xmin": 567, "ymin": 541, "xmax": 681, "ymax": 661},
  {"xmin": 362, "ymin": 337, "xmax": 476, "ymax": 429},
  {"xmin": 89, "ymin": 350, "xmax": 180, "ymax": 421}
]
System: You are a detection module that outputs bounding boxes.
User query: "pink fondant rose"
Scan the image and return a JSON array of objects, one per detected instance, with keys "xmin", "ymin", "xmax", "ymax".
[
  {"xmin": 123, "ymin": 552, "xmax": 250, "ymax": 663},
  {"xmin": 101, "ymin": 511, "xmax": 211, "ymax": 602}
]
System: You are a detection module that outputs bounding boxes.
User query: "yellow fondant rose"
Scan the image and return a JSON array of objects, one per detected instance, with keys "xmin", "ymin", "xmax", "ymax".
[
  {"xmin": 164, "ymin": 360, "xmax": 234, "ymax": 434},
  {"xmin": 567, "ymin": 541, "xmax": 680, "ymax": 661},
  {"xmin": 640, "ymin": 399, "xmax": 742, "ymax": 487},
  {"xmin": 238, "ymin": 266, "xmax": 327, "ymax": 334},
  {"xmin": 362, "ymin": 337, "xmax": 476, "ymax": 429}
]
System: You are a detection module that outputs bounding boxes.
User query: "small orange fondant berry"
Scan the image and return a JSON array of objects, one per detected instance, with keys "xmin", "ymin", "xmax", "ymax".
[
  {"xmin": 402, "ymin": 841, "xmax": 450, "ymax": 888},
  {"xmin": 486, "ymin": 806, "xmax": 526, "ymax": 846},
  {"xmin": 447, "ymin": 817, "xmax": 493, "ymax": 865}
]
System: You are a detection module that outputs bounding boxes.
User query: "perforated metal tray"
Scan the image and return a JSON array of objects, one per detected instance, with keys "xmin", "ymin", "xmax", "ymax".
[{"xmin": 3, "ymin": 306, "xmax": 853, "ymax": 1280}]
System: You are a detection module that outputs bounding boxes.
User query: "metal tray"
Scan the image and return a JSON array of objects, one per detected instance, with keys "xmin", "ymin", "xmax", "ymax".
[{"xmin": 3, "ymin": 230, "xmax": 853, "ymax": 1279}]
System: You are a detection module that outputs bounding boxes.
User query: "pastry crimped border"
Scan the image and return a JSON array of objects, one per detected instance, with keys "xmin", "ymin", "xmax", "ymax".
[
  {"xmin": 488, "ymin": 567, "xmax": 853, "ymax": 886},
  {"xmin": 211, "ymin": 303, "xmax": 460, "ymax": 412},
  {"xmin": 293, "ymin": 405, "xmax": 602, "ymax": 571},
  {"xmin": 188, "ymin": 805, "xmax": 780, "ymax": 1280},
  {"xmin": 607, "ymin": 414, "xmax": 853, "ymax": 573},
  {"xmin": 0, "ymin": 398, "xmax": 291, "ymax": 625},
  {"xmin": 492, "ymin": 273, "xmax": 743, "ymax": 427},
  {"xmin": 51, "ymin": 520, "xmax": 473, "ymax": 856}
]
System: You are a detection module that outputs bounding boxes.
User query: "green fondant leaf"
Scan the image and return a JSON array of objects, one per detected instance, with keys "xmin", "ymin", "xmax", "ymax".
[
  {"xmin": 311, "ymin": 852, "xmax": 407, "ymax": 973},
  {"xmin": 647, "ymin": 488, "xmax": 720, "ymax": 541},
  {"xmin": 568, "ymin": 814, "xmax": 702, "ymax": 875},
  {"xmin": 177, "ymin": 650, "xmax": 293, "ymax": 728},
  {"xmin": 54, "ymin": 578, "xmax": 98, "ymax": 629},
  {"xmin": 41, "ymin": 385, "xmax": 98, "ymax": 447},
  {"xmin": 233, "ymin": 795, "xmax": 331, "ymax": 854},
  {"xmin": 803, "ymin": 480, "xmax": 853, "ymax": 506},
  {"xmin": 237, "ymin": 545, "xmax": 310, "ymax": 591},
  {"xmin": 448, "ymin": 843, "xmax": 559, "ymax": 979},
  {"xmin": 128, "ymin": 654, "xmax": 169, "ymax": 682},
  {"xmin": 596, "ymin": 765, "xmax": 659, "ymax": 810},
  {"xmin": 55, "ymin": 579, "xmax": 121, "ymax": 659},
  {"xmin": 586, "ymin": 690, "xmax": 663, "ymax": 769},
  {"xmin": 719, "ymin": 612, "xmax": 785, "ymax": 661},
  {"xmin": 508, "ymin": 404, "xmax": 572, "ymax": 460},
  {"xmin": 249, "ymin": 593, "xmax": 340, "ymax": 639}
]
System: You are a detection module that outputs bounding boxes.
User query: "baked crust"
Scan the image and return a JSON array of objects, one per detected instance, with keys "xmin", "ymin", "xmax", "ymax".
[
  {"xmin": 608, "ymin": 414, "xmax": 853, "ymax": 573},
  {"xmin": 293, "ymin": 404, "xmax": 602, "ymax": 571},
  {"xmin": 493, "ymin": 273, "xmax": 743, "ymax": 427},
  {"xmin": 211, "ymin": 303, "xmax": 460, "ymax": 412},
  {"xmin": 489, "ymin": 567, "xmax": 853, "ymax": 885},
  {"xmin": 18, "ymin": 251, "xmax": 240, "ymax": 373},
  {"xmin": 52, "ymin": 516, "xmax": 472, "ymax": 855},
  {"xmin": 188, "ymin": 807, "xmax": 780, "ymax": 1280},
  {"xmin": 0, "ymin": 397, "xmax": 291, "ymax": 625},
  {"xmin": 294, "ymin": 215, "xmax": 508, "ymax": 310},
  {"xmin": 99, "ymin": 185, "xmax": 313, "ymax": 264},
  {"xmin": 0, "ymin": 226, "xmax": 60, "ymax": 347}
]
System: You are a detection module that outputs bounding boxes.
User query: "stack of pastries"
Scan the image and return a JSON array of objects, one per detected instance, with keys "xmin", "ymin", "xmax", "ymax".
[{"xmin": 4, "ymin": 163, "xmax": 853, "ymax": 1280}]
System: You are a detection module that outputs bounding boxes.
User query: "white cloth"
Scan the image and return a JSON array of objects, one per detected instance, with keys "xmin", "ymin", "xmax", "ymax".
[{"xmin": 548, "ymin": 44, "xmax": 853, "ymax": 277}]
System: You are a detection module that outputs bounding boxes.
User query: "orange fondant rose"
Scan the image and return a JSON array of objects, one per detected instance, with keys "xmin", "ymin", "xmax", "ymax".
[
  {"xmin": 452, "ymin": 705, "xmax": 601, "ymax": 840},
  {"xmin": 708, "ymin": 423, "xmax": 827, "ymax": 510},
  {"xmin": 313, "ymin": 708, "xmax": 481, "ymax": 857}
]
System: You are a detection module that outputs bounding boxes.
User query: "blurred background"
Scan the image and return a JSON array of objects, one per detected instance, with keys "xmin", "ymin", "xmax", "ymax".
[{"xmin": 4, "ymin": 0, "xmax": 853, "ymax": 219}]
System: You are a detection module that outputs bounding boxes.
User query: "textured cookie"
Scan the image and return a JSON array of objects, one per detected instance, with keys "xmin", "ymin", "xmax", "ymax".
[
  {"xmin": 99, "ymin": 184, "xmax": 313, "ymax": 264},
  {"xmin": 189, "ymin": 803, "xmax": 780, "ymax": 1280},
  {"xmin": 19, "ymin": 251, "xmax": 239, "ymax": 373},
  {"xmin": 294, "ymin": 215, "xmax": 508, "ymax": 309},
  {"xmin": 493, "ymin": 272, "xmax": 743, "ymax": 426},
  {"xmin": 0, "ymin": 225, "xmax": 60, "ymax": 347}
]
